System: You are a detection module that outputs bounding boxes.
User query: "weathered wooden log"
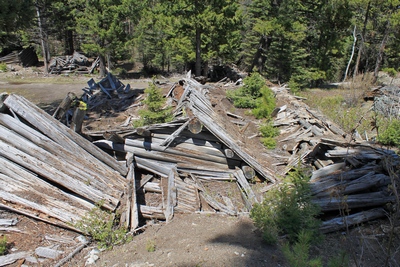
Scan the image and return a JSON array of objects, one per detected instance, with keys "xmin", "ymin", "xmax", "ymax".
[
  {"xmin": 0, "ymin": 141, "xmax": 119, "ymax": 211},
  {"xmin": 311, "ymin": 162, "xmax": 346, "ymax": 181},
  {"xmin": 125, "ymin": 138, "xmax": 239, "ymax": 165},
  {"xmin": 152, "ymin": 133, "xmax": 222, "ymax": 149},
  {"xmin": 0, "ymin": 123, "xmax": 123, "ymax": 200},
  {"xmin": 164, "ymin": 168, "xmax": 177, "ymax": 222},
  {"xmin": 320, "ymin": 208, "xmax": 387, "ymax": 233},
  {"xmin": 312, "ymin": 173, "xmax": 391, "ymax": 197},
  {"xmin": 159, "ymin": 119, "xmax": 190, "ymax": 147},
  {"xmin": 143, "ymin": 182, "xmax": 162, "ymax": 193},
  {"xmin": 53, "ymin": 92, "xmax": 76, "ymax": 120},
  {"xmin": 126, "ymin": 163, "xmax": 139, "ymax": 231},
  {"xmin": 139, "ymin": 205, "xmax": 166, "ymax": 220},
  {"xmin": 70, "ymin": 106, "xmax": 86, "ymax": 133},
  {"xmin": 242, "ymin": 165, "xmax": 256, "ymax": 180},
  {"xmin": 95, "ymin": 140, "xmax": 237, "ymax": 171},
  {"xmin": 0, "ymin": 114, "xmax": 125, "ymax": 189},
  {"xmin": 3, "ymin": 94, "xmax": 127, "ymax": 175},
  {"xmin": 234, "ymin": 168, "xmax": 258, "ymax": 208},
  {"xmin": 0, "ymin": 93, "xmax": 8, "ymax": 113},
  {"xmin": 0, "ymin": 251, "xmax": 31, "ymax": 267},
  {"xmin": 313, "ymin": 191, "xmax": 395, "ymax": 212}
]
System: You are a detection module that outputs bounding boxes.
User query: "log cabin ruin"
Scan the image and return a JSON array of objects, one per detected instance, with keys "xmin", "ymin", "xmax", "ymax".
[{"xmin": 0, "ymin": 72, "xmax": 399, "ymax": 264}]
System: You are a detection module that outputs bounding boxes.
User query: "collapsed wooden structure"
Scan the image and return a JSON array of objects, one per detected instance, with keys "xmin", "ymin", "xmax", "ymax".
[
  {"xmin": 48, "ymin": 51, "xmax": 97, "ymax": 75},
  {"xmin": 0, "ymin": 74, "xmax": 399, "ymax": 241},
  {"xmin": 0, "ymin": 46, "xmax": 38, "ymax": 67}
]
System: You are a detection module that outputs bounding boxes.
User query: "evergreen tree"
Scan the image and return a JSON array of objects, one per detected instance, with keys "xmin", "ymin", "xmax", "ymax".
[
  {"xmin": 72, "ymin": 0, "xmax": 138, "ymax": 76},
  {"xmin": 0, "ymin": 0, "xmax": 35, "ymax": 50}
]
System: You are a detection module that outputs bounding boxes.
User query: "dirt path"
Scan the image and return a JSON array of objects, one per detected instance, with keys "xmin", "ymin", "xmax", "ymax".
[{"xmin": 68, "ymin": 213, "xmax": 285, "ymax": 267}]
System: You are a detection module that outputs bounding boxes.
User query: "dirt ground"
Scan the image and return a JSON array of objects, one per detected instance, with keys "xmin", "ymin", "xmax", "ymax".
[{"xmin": 0, "ymin": 66, "xmax": 399, "ymax": 267}]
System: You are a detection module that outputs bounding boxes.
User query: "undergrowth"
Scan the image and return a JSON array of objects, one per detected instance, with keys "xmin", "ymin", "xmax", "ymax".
[
  {"xmin": 134, "ymin": 80, "xmax": 173, "ymax": 127},
  {"xmin": 74, "ymin": 202, "xmax": 128, "ymax": 249},
  {"xmin": 0, "ymin": 236, "xmax": 7, "ymax": 255}
]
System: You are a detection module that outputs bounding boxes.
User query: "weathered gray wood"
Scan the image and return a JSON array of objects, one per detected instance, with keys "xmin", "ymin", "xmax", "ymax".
[
  {"xmin": 70, "ymin": 106, "xmax": 86, "ymax": 133},
  {"xmin": 313, "ymin": 192, "xmax": 395, "ymax": 212},
  {"xmin": 159, "ymin": 119, "xmax": 190, "ymax": 147},
  {"xmin": 312, "ymin": 173, "xmax": 391, "ymax": 197},
  {"xmin": 0, "ymin": 114, "xmax": 125, "ymax": 190},
  {"xmin": 126, "ymin": 163, "xmax": 139, "ymax": 231},
  {"xmin": 0, "ymin": 124, "xmax": 122, "ymax": 199},
  {"xmin": 139, "ymin": 205, "xmax": 166, "ymax": 220},
  {"xmin": 0, "ymin": 218, "xmax": 18, "ymax": 226},
  {"xmin": 138, "ymin": 174, "xmax": 154, "ymax": 190},
  {"xmin": 95, "ymin": 140, "xmax": 234, "ymax": 171},
  {"xmin": 0, "ymin": 93, "xmax": 8, "ymax": 113},
  {"xmin": 144, "ymin": 182, "xmax": 162, "ymax": 193},
  {"xmin": 311, "ymin": 162, "xmax": 346, "ymax": 181},
  {"xmin": 4, "ymin": 94, "xmax": 127, "ymax": 175},
  {"xmin": 125, "ymin": 139, "xmax": 239, "ymax": 165},
  {"xmin": 0, "ymin": 203, "xmax": 81, "ymax": 233},
  {"xmin": 320, "ymin": 208, "xmax": 387, "ymax": 233},
  {"xmin": 53, "ymin": 92, "xmax": 76, "ymax": 120},
  {"xmin": 164, "ymin": 168, "xmax": 177, "ymax": 222},
  {"xmin": 242, "ymin": 165, "xmax": 256, "ymax": 180},
  {"xmin": 0, "ymin": 141, "xmax": 119, "ymax": 211},
  {"xmin": 35, "ymin": 247, "xmax": 63, "ymax": 259},
  {"xmin": 234, "ymin": 168, "xmax": 258, "ymax": 207},
  {"xmin": 0, "ymin": 251, "xmax": 30, "ymax": 266}
]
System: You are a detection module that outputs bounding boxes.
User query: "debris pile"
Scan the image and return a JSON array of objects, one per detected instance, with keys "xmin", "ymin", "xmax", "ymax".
[
  {"xmin": 48, "ymin": 51, "xmax": 96, "ymax": 74},
  {"xmin": 270, "ymin": 86, "xmax": 399, "ymax": 233},
  {"xmin": 0, "ymin": 72, "xmax": 399, "ymax": 264},
  {"xmin": 0, "ymin": 46, "xmax": 38, "ymax": 67}
]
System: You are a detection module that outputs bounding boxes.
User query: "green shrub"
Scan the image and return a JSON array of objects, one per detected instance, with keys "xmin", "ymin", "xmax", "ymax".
[
  {"xmin": 259, "ymin": 122, "xmax": 280, "ymax": 149},
  {"xmin": 74, "ymin": 202, "xmax": 127, "ymax": 249},
  {"xmin": 250, "ymin": 167, "xmax": 321, "ymax": 244},
  {"xmin": 0, "ymin": 236, "xmax": 7, "ymax": 255},
  {"xmin": 227, "ymin": 72, "xmax": 276, "ymax": 118},
  {"xmin": 378, "ymin": 119, "xmax": 400, "ymax": 148},
  {"xmin": 146, "ymin": 239, "xmax": 156, "ymax": 252},
  {"xmin": 0, "ymin": 63, "xmax": 7, "ymax": 72},
  {"xmin": 134, "ymin": 81, "xmax": 173, "ymax": 127},
  {"xmin": 282, "ymin": 230, "xmax": 322, "ymax": 267},
  {"xmin": 289, "ymin": 68, "xmax": 326, "ymax": 93},
  {"xmin": 382, "ymin": 67, "xmax": 397, "ymax": 78},
  {"xmin": 252, "ymin": 87, "xmax": 276, "ymax": 119}
]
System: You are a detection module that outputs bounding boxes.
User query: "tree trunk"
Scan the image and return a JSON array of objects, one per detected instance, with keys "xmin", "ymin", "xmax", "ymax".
[
  {"xmin": 353, "ymin": 1, "xmax": 371, "ymax": 78},
  {"xmin": 99, "ymin": 54, "xmax": 107, "ymax": 77},
  {"xmin": 373, "ymin": 20, "xmax": 390, "ymax": 83},
  {"xmin": 36, "ymin": 2, "xmax": 50, "ymax": 74},
  {"xmin": 64, "ymin": 29, "xmax": 74, "ymax": 55},
  {"xmin": 195, "ymin": 27, "xmax": 202, "ymax": 77},
  {"xmin": 250, "ymin": 35, "xmax": 270, "ymax": 73}
]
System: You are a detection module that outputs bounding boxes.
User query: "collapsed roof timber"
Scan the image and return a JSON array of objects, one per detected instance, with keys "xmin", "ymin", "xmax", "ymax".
[{"xmin": 0, "ymin": 72, "xmax": 399, "ymax": 239}]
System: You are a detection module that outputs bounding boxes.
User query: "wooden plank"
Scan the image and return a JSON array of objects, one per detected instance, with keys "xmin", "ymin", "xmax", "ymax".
[
  {"xmin": 320, "ymin": 208, "xmax": 386, "ymax": 233},
  {"xmin": 312, "ymin": 191, "xmax": 395, "ymax": 212},
  {"xmin": 127, "ymin": 163, "xmax": 139, "ymax": 231},
  {"xmin": 234, "ymin": 169, "xmax": 258, "ymax": 206},
  {"xmin": 313, "ymin": 173, "xmax": 391, "ymax": 197},
  {"xmin": 0, "ymin": 252, "xmax": 30, "ymax": 267},
  {"xmin": 159, "ymin": 119, "xmax": 190, "ymax": 147},
  {"xmin": 0, "ymin": 114, "xmax": 125, "ymax": 189},
  {"xmin": 164, "ymin": 168, "xmax": 177, "ymax": 222},
  {"xmin": 0, "ymin": 141, "xmax": 119, "ymax": 211},
  {"xmin": 3, "ymin": 94, "xmax": 127, "ymax": 175}
]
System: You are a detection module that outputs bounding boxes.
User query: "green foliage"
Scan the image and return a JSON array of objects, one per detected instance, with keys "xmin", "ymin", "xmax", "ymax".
[
  {"xmin": 146, "ymin": 239, "xmax": 156, "ymax": 252},
  {"xmin": 378, "ymin": 119, "xmax": 400, "ymax": 148},
  {"xmin": 382, "ymin": 68, "xmax": 398, "ymax": 78},
  {"xmin": 288, "ymin": 69, "xmax": 326, "ymax": 92},
  {"xmin": 282, "ymin": 230, "xmax": 322, "ymax": 267},
  {"xmin": 0, "ymin": 236, "xmax": 7, "ymax": 255},
  {"xmin": 74, "ymin": 202, "xmax": 127, "ymax": 249},
  {"xmin": 227, "ymin": 72, "xmax": 276, "ymax": 118},
  {"xmin": 259, "ymin": 122, "xmax": 280, "ymax": 149},
  {"xmin": 0, "ymin": 63, "xmax": 7, "ymax": 72},
  {"xmin": 134, "ymin": 81, "xmax": 173, "ymax": 127},
  {"xmin": 250, "ymin": 167, "xmax": 321, "ymax": 244}
]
